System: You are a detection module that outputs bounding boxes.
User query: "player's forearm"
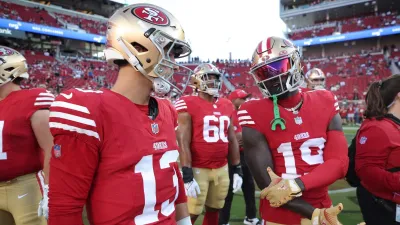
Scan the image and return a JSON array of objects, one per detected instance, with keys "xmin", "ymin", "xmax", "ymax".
[
  {"xmin": 177, "ymin": 130, "xmax": 192, "ymax": 167},
  {"xmin": 228, "ymin": 139, "xmax": 240, "ymax": 165},
  {"xmin": 228, "ymin": 125, "xmax": 240, "ymax": 165},
  {"xmin": 175, "ymin": 203, "xmax": 190, "ymax": 222},
  {"xmin": 243, "ymin": 148, "xmax": 273, "ymax": 189},
  {"xmin": 299, "ymin": 159, "xmax": 347, "ymax": 190},
  {"xmin": 42, "ymin": 150, "xmax": 51, "ymax": 184},
  {"xmin": 300, "ymin": 131, "xmax": 348, "ymax": 190},
  {"xmin": 179, "ymin": 144, "xmax": 192, "ymax": 167},
  {"xmin": 282, "ymin": 198, "xmax": 315, "ymax": 219}
]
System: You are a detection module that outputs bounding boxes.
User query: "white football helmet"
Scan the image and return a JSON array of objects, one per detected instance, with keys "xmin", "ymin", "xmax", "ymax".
[
  {"xmin": 190, "ymin": 63, "xmax": 222, "ymax": 96},
  {"xmin": 0, "ymin": 46, "xmax": 28, "ymax": 86},
  {"xmin": 104, "ymin": 3, "xmax": 193, "ymax": 96},
  {"xmin": 249, "ymin": 36, "xmax": 303, "ymax": 97},
  {"xmin": 305, "ymin": 68, "xmax": 326, "ymax": 90}
]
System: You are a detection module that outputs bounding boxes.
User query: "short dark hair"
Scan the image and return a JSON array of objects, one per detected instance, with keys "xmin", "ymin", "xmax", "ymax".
[{"xmin": 364, "ymin": 74, "xmax": 400, "ymax": 119}]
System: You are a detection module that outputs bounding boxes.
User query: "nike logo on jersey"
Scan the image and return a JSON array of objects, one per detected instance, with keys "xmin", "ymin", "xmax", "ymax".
[
  {"xmin": 60, "ymin": 93, "xmax": 73, "ymax": 99},
  {"xmin": 18, "ymin": 193, "xmax": 28, "ymax": 199}
]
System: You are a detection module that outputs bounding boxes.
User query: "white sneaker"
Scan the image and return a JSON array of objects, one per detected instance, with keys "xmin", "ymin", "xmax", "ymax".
[{"xmin": 243, "ymin": 217, "xmax": 260, "ymax": 225}]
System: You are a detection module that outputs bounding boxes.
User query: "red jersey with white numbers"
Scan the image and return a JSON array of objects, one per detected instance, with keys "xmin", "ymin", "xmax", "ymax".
[
  {"xmin": 48, "ymin": 88, "xmax": 186, "ymax": 225},
  {"xmin": 239, "ymin": 90, "xmax": 339, "ymax": 224},
  {"xmin": 175, "ymin": 96, "xmax": 235, "ymax": 168},
  {"xmin": 0, "ymin": 88, "xmax": 54, "ymax": 181}
]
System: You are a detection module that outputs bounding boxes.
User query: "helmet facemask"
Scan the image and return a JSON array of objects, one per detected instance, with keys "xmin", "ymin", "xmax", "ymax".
[
  {"xmin": 199, "ymin": 73, "xmax": 222, "ymax": 96},
  {"xmin": 250, "ymin": 51, "xmax": 303, "ymax": 98},
  {"xmin": 308, "ymin": 77, "xmax": 326, "ymax": 90},
  {"xmin": 115, "ymin": 29, "xmax": 192, "ymax": 97}
]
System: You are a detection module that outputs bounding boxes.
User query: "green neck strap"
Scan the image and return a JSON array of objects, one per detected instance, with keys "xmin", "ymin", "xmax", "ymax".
[{"xmin": 270, "ymin": 95, "xmax": 286, "ymax": 131}]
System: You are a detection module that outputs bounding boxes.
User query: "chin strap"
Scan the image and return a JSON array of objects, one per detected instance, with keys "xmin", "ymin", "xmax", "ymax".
[{"xmin": 270, "ymin": 95, "xmax": 286, "ymax": 131}]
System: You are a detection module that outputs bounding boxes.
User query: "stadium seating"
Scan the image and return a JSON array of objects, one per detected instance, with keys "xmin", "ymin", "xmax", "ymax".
[
  {"xmin": 18, "ymin": 48, "xmax": 391, "ymax": 102},
  {"xmin": 289, "ymin": 12, "xmax": 399, "ymax": 40}
]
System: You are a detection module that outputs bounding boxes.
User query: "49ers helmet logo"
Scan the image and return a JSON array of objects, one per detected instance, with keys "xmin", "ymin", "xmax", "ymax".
[
  {"xmin": 132, "ymin": 6, "xmax": 170, "ymax": 26},
  {"xmin": 0, "ymin": 47, "xmax": 13, "ymax": 56}
]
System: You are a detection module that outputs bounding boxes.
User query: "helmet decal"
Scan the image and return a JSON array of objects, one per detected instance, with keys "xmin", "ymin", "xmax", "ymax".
[
  {"xmin": 131, "ymin": 6, "xmax": 170, "ymax": 26},
  {"xmin": 0, "ymin": 47, "xmax": 14, "ymax": 56}
]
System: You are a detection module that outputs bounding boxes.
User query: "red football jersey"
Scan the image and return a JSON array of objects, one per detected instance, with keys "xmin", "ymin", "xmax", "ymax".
[
  {"xmin": 49, "ymin": 88, "xmax": 186, "ymax": 225},
  {"xmin": 299, "ymin": 87, "xmax": 312, "ymax": 93},
  {"xmin": 0, "ymin": 88, "xmax": 54, "ymax": 181},
  {"xmin": 175, "ymin": 96, "xmax": 235, "ymax": 168},
  {"xmin": 239, "ymin": 90, "xmax": 339, "ymax": 224}
]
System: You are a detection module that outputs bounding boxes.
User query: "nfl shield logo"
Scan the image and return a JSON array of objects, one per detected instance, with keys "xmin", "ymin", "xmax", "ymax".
[
  {"xmin": 359, "ymin": 136, "xmax": 367, "ymax": 144},
  {"xmin": 151, "ymin": 123, "xmax": 159, "ymax": 134},
  {"xmin": 294, "ymin": 117, "xmax": 303, "ymax": 125},
  {"xmin": 54, "ymin": 144, "xmax": 61, "ymax": 158}
]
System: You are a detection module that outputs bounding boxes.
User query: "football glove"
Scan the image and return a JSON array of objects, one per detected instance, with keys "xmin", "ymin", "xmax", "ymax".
[
  {"xmin": 182, "ymin": 167, "xmax": 201, "ymax": 198},
  {"xmin": 232, "ymin": 164, "xmax": 243, "ymax": 193},
  {"xmin": 308, "ymin": 203, "xmax": 344, "ymax": 225},
  {"xmin": 37, "ymin": 170, "xmax": 49, "ymax": 219},
  {"xmin": 260, "ymin": 167, "xmax": 302, "ymax": 207}
]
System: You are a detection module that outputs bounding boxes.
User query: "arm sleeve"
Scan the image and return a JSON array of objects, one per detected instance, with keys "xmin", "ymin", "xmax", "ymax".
[
  {"xmin": 299, "ymin": 130, "xmax": 349, "ymax": 190},
  {"xmin": 48, "ymin": 135, "xmax": 99, "ymax": 225},
  {"xmin": 26, "ymin": 89, "xmax": 55, "ymax": 119},
  {"xmin": 355, "ymin": 126, "xmax": 400, "ymax": 193},
  {"xmin": 174, "ymin": 98, "xmax": 189, "ymax": 114},
  {"xmin": 48, "ymin": 90, "xmax": 102, "ymax": 224},
  {"xmin": 175, "ymin": 163, "xmax": 187, "ymax": 204},
  {"xmin": 237, "ymin": 102, "xmax": 261, "ymax": 131},
  {"xmin": 327, "ymin": 91, "xmax": 339, "ymax": 122}
]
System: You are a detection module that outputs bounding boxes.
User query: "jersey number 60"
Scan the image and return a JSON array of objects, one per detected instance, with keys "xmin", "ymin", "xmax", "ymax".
[{"xmin": 203, "ymin": 115, "xmax": 230, "ymax": 143}]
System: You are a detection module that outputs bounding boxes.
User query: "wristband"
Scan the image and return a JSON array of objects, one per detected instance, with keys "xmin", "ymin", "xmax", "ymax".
[
  {"xmin": 177, "ymin": 216, "xmax": 192, "ymax": 225},
  {"xmin": 182, "ymin": 166, "xmax": 194, "ymax": 183},
  {"xmin": 232, "ymin": 164, "xmax": 243, "ymax": 177}
]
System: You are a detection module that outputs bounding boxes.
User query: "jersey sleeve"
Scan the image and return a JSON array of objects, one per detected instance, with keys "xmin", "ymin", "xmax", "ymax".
[
  {"xmin": 237, "ymin": 101, "xmax": 261, "ymax": 131},
  {"xmin": 26, "ymin": 89, "xmax": 55, "ymax": 119},
  {"xmin": 321, "ymin": 90, "xmax": 339, "ymax": 122},
  {"xmin": 48, "ymin": 134, "xmax": 98, "ymax": 225},
  {"xmin": 48, "ymin": 89, "xmax": 101, "ymax": 225},
  {"xmin": 174, "ymin": 163, "xmax": 187, "ymax": 204},
  {"xmin": 174, "ymin": 97, "xmax": 189, "ymax": 114},
  {"xmin": 49, "ymin": 89, "xmax": 102, "ymax": 147}
]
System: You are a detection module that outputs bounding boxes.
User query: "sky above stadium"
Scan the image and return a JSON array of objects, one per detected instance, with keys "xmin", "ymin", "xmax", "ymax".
[{"xmin": 111, "ymin": 0, "xmax": 286, "ymax": 61}]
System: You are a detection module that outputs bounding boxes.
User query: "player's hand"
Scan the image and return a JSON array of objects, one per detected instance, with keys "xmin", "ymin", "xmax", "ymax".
[
  {"xmin": 37, "ymin": 171, "xmax": 49, "ymax": 219},
  {"xmin": 308, "ymin": 203, "xmax": 344, "ymax": 225},
  {"xmin": 232, "ymin": 173, "xmax": 243, "ymax": 193},
  {"xmin": 260, "ymin": 167, "xmax": 302, "ymax": 207},
  {"xmin": 184, "ymin": 179, "xmax": 201, "ymax": 198},
  {"xmin": 182, "ymin": 167, "xmax": 201, "ymax": 198}
]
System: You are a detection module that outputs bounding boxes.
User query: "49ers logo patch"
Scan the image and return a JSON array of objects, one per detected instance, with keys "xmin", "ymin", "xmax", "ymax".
[
  {"xmin": 132, "ymin": 6, "xmax": 170, "ymax": 26},
  {"xmin": 0, "ymin": 47, "xmax": 13, "ymax": 56}
]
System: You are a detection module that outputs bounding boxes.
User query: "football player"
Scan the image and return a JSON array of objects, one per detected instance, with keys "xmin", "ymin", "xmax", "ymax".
[
  {"xmin": 304, "ymin": 68, "xmax": 326, "ymax": 91},
  {"xmin": 176, "ymin": 63, "xmax": 243, "ymax": 225},
  {"xmin": 239, "ymin": 37, "xmax": 348, "ymax": 225},
  {"xmin": 219, "ymin": 89, "xmax": 260, "ymax": 225},
  {"xmin": 48, "ymin": 4, "xmax": 193, "ymax": 225},
  {"xmin": 0, "ymin": 46, "xmax": 53, "ymax": 225}
]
